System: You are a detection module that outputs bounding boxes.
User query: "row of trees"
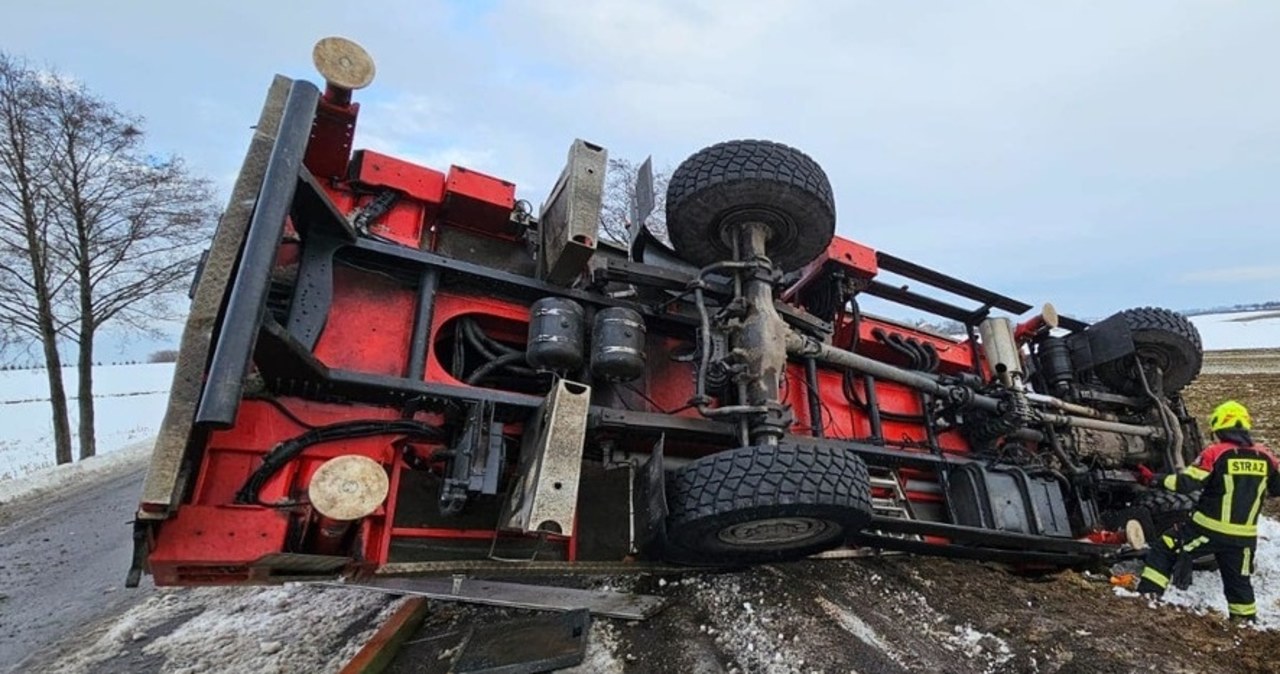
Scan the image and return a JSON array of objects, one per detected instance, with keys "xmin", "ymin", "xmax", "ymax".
[{"xmin": 0, "ymin": 53, "xmax": 217, "ymax": 464}]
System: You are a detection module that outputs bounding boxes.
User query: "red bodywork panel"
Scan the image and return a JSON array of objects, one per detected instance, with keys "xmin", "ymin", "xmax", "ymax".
[{"xmin": 145, "ymin": 83, "xmax": 1030, "ymax": 585}]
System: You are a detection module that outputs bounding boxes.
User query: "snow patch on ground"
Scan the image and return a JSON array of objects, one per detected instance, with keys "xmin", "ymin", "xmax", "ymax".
[
  {"xmin": 1160, "ymin": 516, "xmax": 1280, "ymax": 628},
  {"xmin": 42, "ymin": 584, "xmax": 396, "ymax": 673},
  {"xmin": 814, "ymin": 594, "xmax": 905, "ymax": 665},
  {"xmin": 942, "ymin": 624, "xmax": 1014, "ymax": 669},
  {"xmin": 0, "ymin": 363, "xmax": 174, "ymax": 481},
  {"xmin": 564, "ymin": 621, "xmax": 626, "ymax": 674},
  {"xmin": 898, "ymin": 588, "xmax": 1013, "ymax": 672},
  {"xmin": 0, "ymin": 437, "xmax": 153, "ymax": 506},
  {"xmin": 1191, "ymin": 311, "xmax": 1280, "ymax": 351},
  {"xmin": 687, "ymin": 575, "xmax": 815, "ymax": 673},
  {"xmin": 1115, "ymin": 516, "xmax": 1280, "ymax": 629}
]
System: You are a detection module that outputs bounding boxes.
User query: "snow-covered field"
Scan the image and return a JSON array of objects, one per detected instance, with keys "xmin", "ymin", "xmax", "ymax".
[
  {"xmin": 0, "ymin": 363, "xmax": 173, "ymax": 481},
  {"xmin": 1191, "ymin": 310, "xmax": 1280, "ymax": 351}
]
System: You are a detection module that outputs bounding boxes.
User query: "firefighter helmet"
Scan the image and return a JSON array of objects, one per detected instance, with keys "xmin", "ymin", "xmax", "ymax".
[{"xmin": 1208, "ymin": 400, "xmax": 1252, "ymax": 433}]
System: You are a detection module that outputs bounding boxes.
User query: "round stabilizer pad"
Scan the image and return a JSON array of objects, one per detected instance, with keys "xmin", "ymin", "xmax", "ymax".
[
  {"xmin": 307, "ymin": 455, "xmax": 389, "ymax": 521},
  {"xmin": 312, "ymin": 36, "xmax": 376, "ymax": 90}
]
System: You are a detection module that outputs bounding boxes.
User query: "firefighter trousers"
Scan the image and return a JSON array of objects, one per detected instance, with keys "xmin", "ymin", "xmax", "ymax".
[{"xmin": 1135, "ymin": 524, "xmax": 1258, "ymax": 620}]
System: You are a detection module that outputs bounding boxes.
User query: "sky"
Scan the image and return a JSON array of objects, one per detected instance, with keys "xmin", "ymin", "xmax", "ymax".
[{"xmin": 2, "ymin": 1, "xmax": 1278, "ymax": 356}]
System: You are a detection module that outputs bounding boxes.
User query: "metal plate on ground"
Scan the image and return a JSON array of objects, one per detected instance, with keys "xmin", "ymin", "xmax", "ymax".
[
  {"xmin": 453, "ymin": 608, "xmax": 589, "ymax": 674},
  {"xmin": 331, "ymin": 576, "xmax": 666, "ymax": 620}
]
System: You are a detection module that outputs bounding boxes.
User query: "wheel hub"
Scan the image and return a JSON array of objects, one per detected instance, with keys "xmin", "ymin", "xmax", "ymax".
[{"xmin": 716, "ymin": 517, "xmax": 833, "ymax": 547}]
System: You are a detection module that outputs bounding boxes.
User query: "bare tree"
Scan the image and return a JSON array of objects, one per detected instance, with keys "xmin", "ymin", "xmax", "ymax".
[
  {"xmin": 599, "ymin": 157, "xmax": 669, "ymax": 247},
  {"xmin": 0, "ymin": 55, "xmax": 75, "ymax": 464},
  {"xmin": 44, "ymin": 79, "xmax": 216, "ymax": 459}
]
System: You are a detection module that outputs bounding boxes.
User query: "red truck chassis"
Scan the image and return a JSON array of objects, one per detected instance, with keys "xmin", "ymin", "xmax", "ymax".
[{"xmin": 128, "ymin": 40, "xmax": 1206, "ymax": 587}]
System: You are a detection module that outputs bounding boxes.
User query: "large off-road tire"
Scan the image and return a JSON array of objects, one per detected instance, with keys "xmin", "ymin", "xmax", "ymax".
[
  {"xmin": 1097, "ymin": 307, "xmax": 1202, "ymax": 395},
  {"xmin": 665, "ymin": 140, "xmax": 835, "ymax": 273},
  {"xmin": 664, "ymin": 443, "xmax": 872, "ymax": 565},
  {"xmin": 1134, "ymin": 490, "xmax": 1217, "ymax": 570}
]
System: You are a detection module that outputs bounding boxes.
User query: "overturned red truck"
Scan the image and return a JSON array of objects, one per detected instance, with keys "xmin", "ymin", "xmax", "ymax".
[{"xmin": 128, "ymin": 38, "xmax": 1207, "ymax": 586}]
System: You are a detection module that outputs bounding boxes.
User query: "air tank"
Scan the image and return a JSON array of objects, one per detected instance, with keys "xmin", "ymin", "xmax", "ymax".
[
  {"xmin": 526, "ymin": 297, "xmax": 585, "ymax": 373},
  {"xmin": 1039, "ymin": 336, "xmax": 1075, "ymax": 393},
  {"xmin": 591, "ymin": 307, "xmax": 647, "ymax": 382}
]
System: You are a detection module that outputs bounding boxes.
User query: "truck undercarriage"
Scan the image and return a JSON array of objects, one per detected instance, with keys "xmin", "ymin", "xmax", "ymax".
[{"xmin": 129, "ymin": 38, "xmax": 1206, "ymax": 587}]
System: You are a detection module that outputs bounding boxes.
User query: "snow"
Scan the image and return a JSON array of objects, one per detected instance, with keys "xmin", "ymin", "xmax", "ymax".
[
  {"xmin": 41, "ymin": 583, "xmax": 400, "ymax": 673},
  {"xmin": 1160, "ymin": 516, "xmax": 1280, "ymax": 628},
  {"xmin": 1190, "ymin": 310, "xmax": 1280, "ymax": 351},
  {"xmin": 0, "ymin": 363, "xmax": 173, "ymax": 481},
  {"xmin": 814, "ymin": 595, "xmax": 903, "ymax": 664},
  {"xmin": 943, "ymin": 624, "xmax": 1013, "ymax": 667},
  {"xmin": 0, "ymin": 437, "xmax": 153, "ymax": 506},
  {"xmin": 1115, "ymin": 516, "xmax": 1280, "ymax": 628}
]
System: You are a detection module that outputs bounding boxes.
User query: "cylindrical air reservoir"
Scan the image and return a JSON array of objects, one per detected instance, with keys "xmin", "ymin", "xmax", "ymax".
[
  {"xmin": 591, "ymin": 307, "xmax": 647, "ymax": 382},
  {"xmin": 526, "ymin": 297, "xmax": 586, "ymax": 373},
  {"xmin": 977, "ymin": 317, "xmax": 1023, "ymax": 387},
  {"xmin": 1039, "ymin": 336, "xmax": 1075, "ymax": 391}
]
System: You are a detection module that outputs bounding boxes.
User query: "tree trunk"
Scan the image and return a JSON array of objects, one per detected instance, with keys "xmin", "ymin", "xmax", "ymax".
[
  {"xmin": 38, "ymin": 316, "xmax": 73, "ymax": 464},
  {"xmin": 77, "ymin": 318, "xmax": 95, "ymax": 460}
]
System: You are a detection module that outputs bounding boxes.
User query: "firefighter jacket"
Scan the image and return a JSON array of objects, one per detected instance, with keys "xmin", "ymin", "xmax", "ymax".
[{"xmin": 1158, "ymin": 440, "xmax": 1280, "ymax": 542}]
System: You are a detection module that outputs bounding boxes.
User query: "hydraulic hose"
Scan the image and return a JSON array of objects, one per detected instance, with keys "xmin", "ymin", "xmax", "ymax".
[
  {"xmin": 235, "ymin": 419, "xmax": 444, "ymax": 504},
  {"xmin": 787, "ymin": 331, "xmax": 1161, "ymax": 438}
]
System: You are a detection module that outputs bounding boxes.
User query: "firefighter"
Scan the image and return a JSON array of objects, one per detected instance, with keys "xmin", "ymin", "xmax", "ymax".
[{"xmin": 1135, "ymin": 400, "xmax": 1279, "ymax": 622}]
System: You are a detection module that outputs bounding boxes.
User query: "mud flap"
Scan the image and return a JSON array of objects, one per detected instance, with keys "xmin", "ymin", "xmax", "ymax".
[
  {"xmin": 632, "ymin": 436, "xmax": 668, "ymax": 558},
  {"xmin": 125, "ymin": 519, "xmax": 149, "ymax": 588}
]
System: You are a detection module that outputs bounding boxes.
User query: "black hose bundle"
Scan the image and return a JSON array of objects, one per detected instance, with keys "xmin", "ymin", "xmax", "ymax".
[
  {"xmin": 234, "ymin": 419, "xmax": 445, "ymax": 505},
  {"xmin": 840, "ymin": 315, "xmax": 932, "ymax": 423},
  {"xmin": 459, "ymin": 318, "xmax": 540, "ymax": 384}
]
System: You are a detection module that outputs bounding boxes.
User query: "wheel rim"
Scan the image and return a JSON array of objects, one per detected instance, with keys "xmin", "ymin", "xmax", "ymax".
[{"xmin": 716, "ymin": 517, "xmax": 835, "ymax": 547}]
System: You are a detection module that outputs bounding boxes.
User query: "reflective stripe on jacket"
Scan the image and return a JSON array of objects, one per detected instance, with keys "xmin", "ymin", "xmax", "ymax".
[{"xmin": 1158, "ymin": 441, "xmax": 1280, "ymax": 540}]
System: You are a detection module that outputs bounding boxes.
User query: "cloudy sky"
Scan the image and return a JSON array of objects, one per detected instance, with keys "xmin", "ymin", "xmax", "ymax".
[{"xmin": 3, "ymin": 1, "xmax": 1277, "ymax": 351}]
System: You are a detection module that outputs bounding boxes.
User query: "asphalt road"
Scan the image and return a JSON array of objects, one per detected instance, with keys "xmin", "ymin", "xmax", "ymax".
[{"xmin": 0, "ymin": 465, "xmax": 152, "ymax": 673}]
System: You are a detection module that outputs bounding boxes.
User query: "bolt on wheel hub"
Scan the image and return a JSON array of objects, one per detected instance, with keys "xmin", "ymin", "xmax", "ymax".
[{"xmin": 716, "ymin": 517, "xmax": 833, "ymax": 547}]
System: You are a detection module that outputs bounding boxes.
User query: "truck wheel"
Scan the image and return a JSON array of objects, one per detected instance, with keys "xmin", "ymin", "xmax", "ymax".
[
  {"xmin": 665, "ymin": 140, "xmax": 835, "ymax": 273},
  {"xmin": 664, "ymin": 443, "xmax": 872, "ymax": 565},
  {"xmin": 1097, "ymin": 307, "xmax": 1202, "ymax": 395},
  {"xmin": 1134, "ymin": 490, "xmax": 1217, "ymax": 570}
]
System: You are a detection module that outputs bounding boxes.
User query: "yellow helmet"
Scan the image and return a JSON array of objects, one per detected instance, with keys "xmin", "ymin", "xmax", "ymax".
[{"xmin": 1208, "ymin": 400, "xmax": 1252, "ymax": 433}]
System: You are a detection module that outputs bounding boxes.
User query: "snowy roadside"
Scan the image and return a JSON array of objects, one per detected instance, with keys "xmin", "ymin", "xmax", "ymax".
[
  {"xmin": 0, "ymin": 363, "xmax": 173, "ymax": 480},
  {"xmin": 0, "ymin": 437, "xmax": 153, "ymax": 509},
  {"xmin": 33, "ymin": 584, "xmax": 400, "ymax": 674}
]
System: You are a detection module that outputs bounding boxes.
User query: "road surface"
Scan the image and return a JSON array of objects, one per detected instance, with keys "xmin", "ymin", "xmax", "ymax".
[{"xmin": 0, "ymin": 465, "xmax": 152, "ymax": 673}]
